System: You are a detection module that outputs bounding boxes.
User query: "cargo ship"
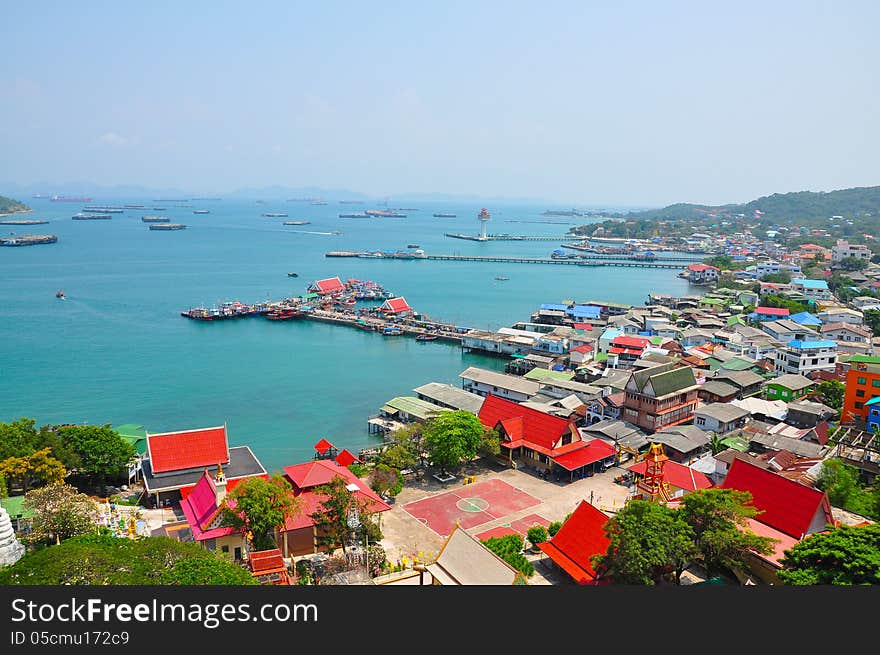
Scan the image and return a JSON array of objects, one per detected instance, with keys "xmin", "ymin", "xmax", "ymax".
[
  {"xmin": 51, "ymin": 195, "xmax": 92, "ymax": 202},
  {"xmin": 0, "ymin": 219, "xmax": 49, "ymax": 225},
  {"xmin": 0, "ymin": 234, "xmax": 58, "ymax": 246},
  {"xmin": 365, "ymin": 209, "xmax": 406, "ymax": 217},
  {"xmin": 83, "ymin": 207, "xmax": 124, "ymax": 213},
  {"xmin": 283, "ymin": 221, "xmax": 311, "ymax": 225},
  {"xmin": 142, "ymin": 216, "xmax": 170, "ymax": 222},
  {"xmin": 339, "ymin": 213, "xmax": 369, "ymax": 218},
  {"xmin": 73, "ymin": 213, "xmax": 112, "ymax": 220},
  {"xmin": 149, "ymin": 223, "xmax": 187, "ymax": 230}
]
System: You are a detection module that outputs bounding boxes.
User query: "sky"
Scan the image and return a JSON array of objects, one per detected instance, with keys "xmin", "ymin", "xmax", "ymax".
[{"xmin": 2, "ymin": 1, "xmax": 878, "ymax": 206}]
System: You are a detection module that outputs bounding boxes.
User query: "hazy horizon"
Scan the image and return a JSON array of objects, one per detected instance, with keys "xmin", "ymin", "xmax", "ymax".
[{"xmin": 3, "ymin": 1, "xmax": 878, "ymax": 206}]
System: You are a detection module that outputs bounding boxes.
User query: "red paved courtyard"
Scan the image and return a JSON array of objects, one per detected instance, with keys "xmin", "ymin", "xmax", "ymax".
[{"xmin": 402, "ymin": 478, "xmax": 542, "ymax": 537}]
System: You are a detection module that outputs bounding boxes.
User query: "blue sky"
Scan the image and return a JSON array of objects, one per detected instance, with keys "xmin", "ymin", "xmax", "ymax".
[{"xmin": 2, "ymin": 1, "xmax": 878, "ymax": 205}]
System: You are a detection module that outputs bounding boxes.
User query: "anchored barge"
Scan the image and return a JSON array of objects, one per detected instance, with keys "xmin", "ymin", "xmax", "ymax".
[
  {"xmin": 1, "ymin": 234, "xmax": 58, "ymax": 246},
  {"xmin": 142, "ymin": 215, "xmax": 170, "ymax": 223},
  {"xmin": 73, "ymin": 213, "xmax": 112, "ymax": 220},
  {"xmin": 0, "ymin": 219, "xmax": 49, "ymax": 225},
  {"xmin": 149, "ymin": 223, "xmax": 187, "ymax": 230}
]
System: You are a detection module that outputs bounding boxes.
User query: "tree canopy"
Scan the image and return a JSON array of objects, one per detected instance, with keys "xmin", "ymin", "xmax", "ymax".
[
  {"xmin": 778, "ymin": 524, "xmax": 880, "ymax": 585},
  {"xmin": 481, "ymin": 534, "xmax": 534, "ymax": 577},
  {"xmin": 423, "ymin": 410, "xmax": 485, "ymax": 474},
  {"xmin": 813, "ymin": 380, "xmax": 845, "ymax": 411},
  {"xmin": 0, "ymin": 534, "xmax": 257, "ymax": 585},
  {"xmin": 22, "ymin": 482, "xmax": 98, "ymax": 545},
  {"xmin": 56, "ymin": 424, "xmax": 136, "ymax": 482},
  {"xmin": 223, "ymin": 475, "xmax": 301, "ymax": 551},
  {"xmin": 311, "ymin": 475, "xmax": 381, "ymax": 554},
  {"xmin": 0, "ymin": 448, "xmax": 66, "ymax": 494}
]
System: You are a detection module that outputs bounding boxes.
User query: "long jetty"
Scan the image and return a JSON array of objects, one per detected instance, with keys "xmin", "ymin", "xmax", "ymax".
[
  {"xmin": 324, "ymin": 252, "xmax": 689, "ymax": 269},
  {"xmin": 445, "ymin": 233, "xmax": 583, "ymax": 241}
]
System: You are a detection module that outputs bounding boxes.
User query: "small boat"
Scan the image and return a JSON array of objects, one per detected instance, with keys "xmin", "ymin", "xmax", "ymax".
[
  {"xmin": 407, "ymin": 244, "xmax": 420, "ymax": 249},
  {"xmin": 192, "ymin": 209, "xmax": 210, "ymax": 214},
  {"xmin": 495, "ymin": 276, "xmax": 510, "ymax": 281},
  {"xmin": 288, "ymin": 272, "xmax": 299, "ymax": 277},
  {"xmin": 266, "ymin": 308, "xmax": 304, "ymax": 321},
  {"xmin": 382, "ymin": 325, "xmax": 404, "ymax": 336},
  {"xmin": 415, "ymin": 334, "xmax": 437, "ymax": 341},
  {"xmin": 56, "ymin": 290, "xmax": 65, "ymax": 299},
  {"xmin": 355, "ymin": 320, "xmax": 375, "ymax": 332}
]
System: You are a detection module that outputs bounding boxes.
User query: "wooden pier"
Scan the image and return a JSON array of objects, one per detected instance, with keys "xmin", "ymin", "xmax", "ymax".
[{"xmin": 324, "ymin": 252, "xmax": 689, "ymax": 269}]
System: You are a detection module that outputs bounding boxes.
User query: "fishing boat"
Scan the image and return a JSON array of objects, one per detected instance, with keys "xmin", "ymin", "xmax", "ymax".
[
  {"xmin": 192, "ymin": 209, "xmax": 210, "ymax": 214},
  {"xmin": 283, "ymin": 221, "xmax": 311, "ymax": 225},
  {"xmin": 407, "ymin": 244, "xmax": 420, "ymax": 248},
  {"xmin": 495, "ymin": 276, "xmax": 510, "ymax": 281},
  {"xmin": 266, "ymin": 308, "xmax": 304, "ymax": 321},
  {"xmin": 288, "ymin": 272, "xmax": 299, "ymax": 277},
  {"xmin": 415, "ymin": 334, "xmax": 437, "ymax": 341},
  {"xmin": 382, "ymin": 325, "xmax": 404, "ymax": 336},
  {"xmin": 355, "ymin": 319, "xmax": 375, "ymax": 332},
  {"xmin": 56, "ymin": 290, "xmax": 65, "ymax": 299}
]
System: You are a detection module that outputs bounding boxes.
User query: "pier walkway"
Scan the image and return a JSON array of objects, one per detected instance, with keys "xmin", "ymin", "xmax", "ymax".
[
  {"xmin": 445, "ymin": 233, "xmax": 583, "ymax": 241},
  {"xmin": 325, "ymin": 252, "xmax": 689, "ymax": 269}
]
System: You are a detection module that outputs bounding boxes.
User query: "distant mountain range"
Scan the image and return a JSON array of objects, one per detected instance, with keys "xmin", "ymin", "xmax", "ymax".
[{"xmin": 628, "ymin": 185, "xmax": 880, "ymax": 223}]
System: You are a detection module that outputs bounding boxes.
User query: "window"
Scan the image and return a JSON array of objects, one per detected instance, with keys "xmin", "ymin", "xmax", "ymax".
[
  {"xmin": 221, "ymin": 545, "xmax": 229, "ymax": 553},
  {"xmin": 856, "ymin": 389, "xmax": 865, "ymax": 397},
  {"xmin": 695, "ymin": 417, "xmax": 706, "ymax": 426},
  {"xmin": 856, "ymin": 402, "xmax": 864, "ymax": 409},
  {"xmin": 872, "ymin": 380, "xmax": 880, "ymax": 388},
  {"xmin": 858, "ymin": 377, "xmax": 867, "ymax": 385}
]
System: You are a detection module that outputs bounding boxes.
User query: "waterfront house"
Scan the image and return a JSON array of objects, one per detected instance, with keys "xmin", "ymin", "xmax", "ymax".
[
  {"xmin": 764, "ymin": 373, "xmax": 815, "ymax": 402},
  {"xmin": 506, "ymin": 352, "xmax": 557, "ymax": 376},
  {"xmin": 537, "ymin": 500, "xmax": 610, "ymax": 585},
  {"xmin": 477, "ymin": 394, "xmax": 616, "ymax": 480},
  {"xmin": 523, "ymin": 367, "xmax": 575, "ymax": 383},
  {"xmin": 462, "ymin": 329, "xmax": 536, "ymax": 356},
  {"xmin": 413, "ymin": 382, "xmax": 485, "ymax": 414},
  {"xmin": 378, "ymin": 296, "xmax": 413, "ymax": 316},
  {"xmin": 773, "ymin": 339, "xmax": 838, "ymax": 376},
  {"xmin": 620, "ymin": 362, "xmax": 700, "ymax": 433},
  {"xmin": 693, "ymin": 403, "xmax": 750, "ymax": 434},
  {"xmin": 141, "ymin": 425, "xmax": 268, "ymax": 507},
  {"xmin": 684, "ymin": 263, "xmax": 719, "ymax": 285},
  {"xmin": 309, "ymin": 276, "xmax": 345, "ymax": 295},
  {"xmin": 720, "ymin": 458, "xmax": 835, "ymax": 583},
  {"xmin": 377, "ymin": 396, "xmax": 449, "ymax": 424},
  {"xmin": 459, "ymin": 366, "xmax": 541, "ymax": 402},
  {"xmin": 278, "ymin": 459, "xmax": 390, "ymax": 558}
]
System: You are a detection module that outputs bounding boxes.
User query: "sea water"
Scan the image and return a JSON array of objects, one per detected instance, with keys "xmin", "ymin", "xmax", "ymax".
[{"xmin": 0, "ymin": 198, "xmax": 695, "ymax": 471}]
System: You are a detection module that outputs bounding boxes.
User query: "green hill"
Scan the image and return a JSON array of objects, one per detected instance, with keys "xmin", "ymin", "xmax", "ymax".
[
  {"xmin": 0, "ymin": 195, "xmax": 30, "ymax": 214},
  {"xmin": 630, "ymin": 185, "xmax": 880, "ymax": 223}
]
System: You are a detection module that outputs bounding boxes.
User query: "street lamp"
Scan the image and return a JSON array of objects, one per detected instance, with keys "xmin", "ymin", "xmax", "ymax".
[{"xmin": 346, "ymin": 486, "xmax": 370, "ymax": 581}]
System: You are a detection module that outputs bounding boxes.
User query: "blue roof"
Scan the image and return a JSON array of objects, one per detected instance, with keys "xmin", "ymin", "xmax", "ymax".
[
  {"xmin": 789, "ymin": 311, "xmax": 823, "ymax": 326},
  {"xmin": 540, "ymin": 303, "xmax": 568, "ymax": 312},
  {"xmin": 568, "ymin": 304, "xmax": 601, "ymax": 318},
  {"xmin": 787, "ymin": 339, "xmax": 837, "ymax": 349},
  {"xmin": 865, "ymin": 396, "xmax": 880, "ymax": 407},
  {"xmin": 600, "ymin": 328, "xmax": 624, "ymax": 340},
  {"xmin": 792, "ymin": 278, "xmax": 829, "ymax": 290}
]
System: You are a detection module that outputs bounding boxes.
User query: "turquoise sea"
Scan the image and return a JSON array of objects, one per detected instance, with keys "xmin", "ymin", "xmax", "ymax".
[{"xmin": 0, "ymin": 198, "xmax": 696, "ymax": 472}]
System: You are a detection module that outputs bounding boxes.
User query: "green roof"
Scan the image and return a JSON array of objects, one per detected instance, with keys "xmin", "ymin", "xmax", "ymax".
[
  {"xmin": 846, "ymin": 355, "xmax": 880, "ymax": 365},
  {"xmin": 700, "ymin": 297, "xmax": 725, "ymax": 306},
  {"xmin": 646, "ymin": 366, "xmax": 697, "ymax": 397},
  {"xmin": 594, "ymin": 352, "xmax": 608, "ymax": 362},
  {"xmin": 721, "ymin": 357, "xmax": 757, "ymax": 372},
  {"xmin": 727, "ymin": 316, "xmax": 746, "ymax": 326},
  {"xmin": 383, "ymin": 396, "xmax": 450, "ymax": 421},
  {"xmin": 704, "ymin": 358, "xmax": 723, "ymax": 372},
  {"xmin": 649, "ymin": 336, "xmax": 665, "ymax": 345},
  {"xmin": 302, "ymin": 293, "xmax": 319, "ymax": 300},
  {"xmin": 114, "ymin": 423, "xmax": 148, "ymax": 455},
  {"xmin": 0, "ymin": 495, "xmax": 33, "ymax": 520},
  {"xmin": 523, "ymin": 368, "xmax": 575, "ymax": 382},
  {"xmin": 720, "ymin": 435, "xmax": 750, "ymax": 452}
]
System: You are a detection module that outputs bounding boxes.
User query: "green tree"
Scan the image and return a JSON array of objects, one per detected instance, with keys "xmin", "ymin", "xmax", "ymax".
[
  {"xmin": 423, "ymin": 410, "xmax": 485, "ymax": 475},
  {"xmin": 311, "ymin": 475, "xmax": 381, "ymax": 554},
  {"xmin": 702, "ymin": 255, "xmax": 733, "ymax": 270},
  {"xmin": 223, "ymin": 475, "xmax": 300, "ymax": 551},
  {"xmin": 0, "ymin": 418, "xmax": 79, "ymax": 469},
  {"xmin": 526, "ymin": 525, "xmax": 548, "ymax": 547},
  {"xmin": 376, "ymin": 423, "xmax": 423, "ymax": 471},
  {"xmin": 837, "ymin": 256, "xmax": 868, "ymax": 272},
  {"xmin": 863, "ymin": 309, "xmax": 880, "ymax": 336},
  {"xmin": 481, "ymin": 534, "xmax": 534, "ymax": 577},
  {"xmin": 0, "ymin": 473, "xmax": 6, "ymax": 498},
  {"xmin": 816, "ymin": 459, "xmax": 860, "ymax": 508},
  {"xmin": 814, "ymin": 380, "xmax": 845, "ymax": 411},
  {"xmin": 759, "ymin": 271, "xmax": 792, "ymax": 284},
  {"xmin": 23, "ymin": 482, "xmax": 97, "ymax": 545},
  {"xmin": 758, "ymin": 294, "xmax": 811, "ymax": 316},
  {"xmin": 56, "ymin": 425, "xmax": 136, "ymax": 484},
  {"xmin": 0, "ymin": 448, "xmax": 66, "ymax": 494},
  {"xmin": 593, "ymin": 500, "xmax": 696, "ymax": 584},
  {"xmin": 678, "ymin": 488, "xmax": 776, "ymax": 577},
  {"xmin": 479, "ymin": 426, "xmax": 501, "ymax": 458},
  {"xmin": 548, "ymin": 521, "xmax": 563, "ymax": 537},
  {"xmin": 778, "ymin": 524, "xmax": 880, "ymax": 585},
  {"xmin": 369, "ymin": 463, "xmax": 403, "ymax": 498},
  {"xmin": 0, "ymin": 534, "xmax": 257, "ymax": 585},
  {"xmin": 708, "ymin": 434, "xmax": 727, "ymax": 456}
]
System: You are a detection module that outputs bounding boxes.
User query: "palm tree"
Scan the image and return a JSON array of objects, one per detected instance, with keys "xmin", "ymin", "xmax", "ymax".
[{"xmin": 709, "ymin": 433, "xmax": 726, "ymax": 456}]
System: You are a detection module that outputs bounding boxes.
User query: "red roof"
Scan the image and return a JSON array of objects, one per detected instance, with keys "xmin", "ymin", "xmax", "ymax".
[
  {"xmin": 475, "ymin": 526, "xmax": 519, "ymax": 541},
  {"xmin": 608, "ymin": 347, "xmax": 644, "ymax": 355},
  {"xmin": 281, "ymin": 459, "xmax": 390, "ymax": 531},
  {"xmin": 721, "ymin": 458, "xmax": 834, "ymax": 539},
  {"xmin": 611, "ymin": 335, "xmax": 649, "ymax": 349},
  {"xmin": 572, "ymin": 323, "xmax": 593, "ymax": 330},
  {"xmin": 179, "ymin": 474, "xmax": 267, "ymax": 500},
  {"xmin": 537, "ymin": 501, "xmax": 609, "ymax": 583},
  {"xmin": 335, "ymin": 449, "xmax": 361, "ymax": 467},
  {"xmin": 179, "ymin": 471, "xmax": 236, "ymax": 541},
  {"xmin": 628, "ymin": 460, "xmax": 713, "ymax": 492},
  {"xmin": 147, "ymin": 426, "xmax": 229, "ymax": 474},
  {"xmin": 313, "ymin": 277, "xmax": 344, "ymax": 294},
  {"xmin": 248, "ymin": 549, "xmax": 287, "ymax": 575},
  {"xmin": 380, "ymin": 296, "xmax": 412, "ymax": 313},
  {"xmin": 687, "ymin": 264, "xmax": 718, "ymax": 272},
  {"xmin": 552, "ymin": 439, "xmax": 616, "ymax": 471},
  {"xmin": 478, "ymin": 394, "xmax": 573, "ymax": 451},
  {"xmin": 754, "ymin": 307, "xmax": 790, "ymax": 316},
  {"xmin": 314, "ymin": 438, "xmax": 335, "ymax": 455},
  {"xmin": 571, "ymin": 344, "xmax": 594, "ymax": 354}
]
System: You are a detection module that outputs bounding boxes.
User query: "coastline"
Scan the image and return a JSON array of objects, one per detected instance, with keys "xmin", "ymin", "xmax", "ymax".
[{"xmin": 0, "ymin": 208, "xmax": 33, "ymax": 217}]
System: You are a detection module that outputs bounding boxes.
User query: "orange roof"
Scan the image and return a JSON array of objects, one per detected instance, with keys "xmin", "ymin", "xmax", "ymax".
[
  {"xmin": 552, "ymin": 439, "xmax": 616, "ymax": 471},
  {"xmin": 313, "ymin": 277, "xmax": 344, "ymax": 294},
  {"xmin": 248, "ymin": 549, "xmax": 287, "ymax": 575},
  {"xmin": 478, "ymin": 394, "xmax": 573, "ymax": 451},
  {"xmin": 537, "ymin": 501, "xmax": 609, "ymax": 583},
  {"xmin": 147, "ymin": 426, "xmax": 229, "ymax": 474},
  {"xmin": 380, "ymin": 296, "xmax": 412, "ymax": 313}
]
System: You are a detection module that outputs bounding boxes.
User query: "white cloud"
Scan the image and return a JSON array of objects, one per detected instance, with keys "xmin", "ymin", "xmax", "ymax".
[{"xmin": 97, "ymin": 132, "xmax": 130, "ymax": 147}]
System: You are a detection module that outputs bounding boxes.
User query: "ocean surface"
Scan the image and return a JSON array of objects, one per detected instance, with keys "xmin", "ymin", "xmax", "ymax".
[{"xmin": 0, "ymin": 198, "xmax": 697, "ymax": 472}]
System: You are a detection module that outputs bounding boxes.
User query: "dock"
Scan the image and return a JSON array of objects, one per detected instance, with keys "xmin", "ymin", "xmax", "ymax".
[
  {"xmin": 0, "ymin": 219, "xmax": 49, "ymax": 225},
  {"xmin": 445, "ymin": 233, "xmax": 583, "ymax": 241},
  {"xmin": 324, "ymin": 252, "xmax": 689, "ymax": 269},
  {"xmin": 1, "ymin": 234, "xmax": 58, "ymax": 246}
]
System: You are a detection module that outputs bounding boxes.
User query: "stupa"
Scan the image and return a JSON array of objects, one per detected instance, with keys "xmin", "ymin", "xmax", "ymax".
[{"xmin": 0, "ymin": 506, "xmax": 25, "ymax": 566}]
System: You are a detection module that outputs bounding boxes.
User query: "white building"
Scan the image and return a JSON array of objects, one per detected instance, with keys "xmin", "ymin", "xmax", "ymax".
[
  {"xmin": 831, "ymin": 239, "xmax": 872, "ymax": 263},
  {"xmin": 458, "ymin": 367, "xmax": 540, "ymax": 402},
  {"xmin": 693, "ymin": 403, "xmax": 751, "ymax": 434},
  {"xmin": 817, "ymin": 307, "xmax": 865, "ymax": 326},
  {"xmin": 755, "ymin": 261, "xmax": 803, "ymax": 277},
  {"xmin": 791, "ymin": 278, "xmax": 832, "ymax": 300},
  {"xmin": 773, "ymin": 339, "xmax": 838, "ymax": 376},
  {"xmin": 820, "ymin": 322, "xmax": 871, "ymax": 343}
]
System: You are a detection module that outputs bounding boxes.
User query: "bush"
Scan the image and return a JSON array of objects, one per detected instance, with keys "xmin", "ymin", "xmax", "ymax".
[
  {"xmin": 348, "ymin": 463, "xmax": 369, "ymax": 478},
  {"xmin": 548, "ymin": 521, "xmax": 563, "ymax": 537},
  {"xmin": 527, "ymin": 526, "xmax": 548, "ymax": 546},
  {"xmin": 482, "ymin": 534, "xmax": 535, "ymax": 577}
]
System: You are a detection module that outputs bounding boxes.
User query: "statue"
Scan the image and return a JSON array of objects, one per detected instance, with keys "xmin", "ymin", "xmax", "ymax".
[{"xmin": 0, "ymin": 507, "xmax": 25, "ymax": 567}]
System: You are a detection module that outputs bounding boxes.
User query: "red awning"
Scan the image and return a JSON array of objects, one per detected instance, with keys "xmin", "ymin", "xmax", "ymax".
[{"xmin": 552, "ymin": 440, "xmax": 616, "ymax": 471}]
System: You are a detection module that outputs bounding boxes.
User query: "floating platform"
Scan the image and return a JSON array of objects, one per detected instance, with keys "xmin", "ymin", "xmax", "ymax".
[
  {"xmin": 0, "ymin": 219, "xmax": 49, "ymax": 225},
  {"xmin": 142, "ymin": 216, "xmax": 170, "ymax": 222},
  {"xmin": 1, "ymin": 234, "xmax": 58, "ymax": 246},
  {"xmin": 149, "ymin": 223, "xmax": 187, "ymax": 230},
  {"xmin": 72, "ymin": 213, "xmax": 112, "ymax": 220}
]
